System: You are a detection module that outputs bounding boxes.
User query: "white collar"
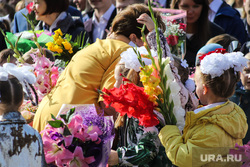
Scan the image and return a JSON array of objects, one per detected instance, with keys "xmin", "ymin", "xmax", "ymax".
[
  {"xmin": 209, "ymin": 0, "xmax": 223, "ymax": 13},
  {"xmin": 45, "ymin": 12, "xmax": 67, "ymax": 32},
  {"xmin": 128, "ymin": 41, "xmax": 136, "ymax": 47},
  {"xmin": 92, "ymin": 4, "xmax": 115, "ymax": 23},
  {"xmin": 194, "ymin": 102, "xmax": 226, "ymax": 114}
]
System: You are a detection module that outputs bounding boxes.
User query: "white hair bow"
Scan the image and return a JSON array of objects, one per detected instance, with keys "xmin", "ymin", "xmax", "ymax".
[{"xmin": 0, "ymin": 63, "xmax": 36, "ymax": 84}]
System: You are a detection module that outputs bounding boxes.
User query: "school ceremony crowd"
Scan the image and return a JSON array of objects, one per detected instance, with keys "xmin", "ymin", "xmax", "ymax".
[{"xmin": 0, "ymin": 0, "xmax": 250, "ymax": 166}]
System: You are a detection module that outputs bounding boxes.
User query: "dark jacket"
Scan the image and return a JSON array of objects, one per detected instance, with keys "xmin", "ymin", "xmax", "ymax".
[
  {"xmin": 12, "ymin": 6, "xmax": 83, "ymax": 33},
  {"xmin": 213, "ymin": 1, "xmax": 247, "ymax": 45},
  {"xmin": 84, "ymin": 8, "xmax": 116, "ymax": 44},
  {"xmin": 229, "ymin": 83, "xmax": 250, "ymax": 144},
  {"xmin": 185, "ymin": 21, "xmax": 224, "ymax": 67},
  {"xmin": 0, "ymin": 22, "xmax": 7, "ymax": 52},
  {"xmin": 35, "ymin": 13, "xmax": 89, "ymax": 44}
]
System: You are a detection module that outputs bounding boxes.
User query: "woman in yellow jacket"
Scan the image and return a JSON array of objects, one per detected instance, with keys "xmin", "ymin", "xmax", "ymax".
[{"xmin": 159, "ymin": 47, "xmax": 248, "ymax": 167}]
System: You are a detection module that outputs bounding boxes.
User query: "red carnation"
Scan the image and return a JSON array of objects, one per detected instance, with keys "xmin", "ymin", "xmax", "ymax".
[
  {"xmin": 26, "ymin": 2, "xmax": 34, "ymax": 14},
  {"xmin": 166, "ymin": 35, "xmax": 179, "ymax": 46},
  {"xmin": 179, "ymin": 23, "xmax": 186, "ymax": 31},
  {"xmin": 102, "ymin": 83, "xmax": 159, "ymax": 127}
]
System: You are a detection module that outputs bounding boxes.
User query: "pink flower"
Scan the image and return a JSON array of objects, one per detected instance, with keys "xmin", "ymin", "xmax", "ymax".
[
  {"xmin": 68, "ymin": 147, "xmax": 95, "ymax": 167},
  {"xmin": 45, "ymin": 143, "xmax": 74, "ymax": 166},
  {"xmin": 68, "ymin": 115, "xmax": 83, "ymax": 134},
  {"xmin": 87, "ymin": 125, "xmax": 103, "ymax": 143}
]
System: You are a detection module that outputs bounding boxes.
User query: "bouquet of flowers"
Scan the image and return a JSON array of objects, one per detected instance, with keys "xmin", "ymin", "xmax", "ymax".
[
  {"xmin": 100, "ymin": 2, "xmax": 186, "ymax": 131},
  {"xmin": 41, "ymin": 104, "xmax": 114, "ymax": 167},
  {"xmin": 46, "ymin": 28, "xmax": 89, "ymax": 64},
  {"xmin": 230, "ymin": 142, "xmax": 250, "ymax": 166},
  {"xmin": 30, "ymin": 49, "xmax": 59, "ymax": 101},
  {"xmin": 154, "ymin": 8, "xmax": 187, "ymax": 59}
]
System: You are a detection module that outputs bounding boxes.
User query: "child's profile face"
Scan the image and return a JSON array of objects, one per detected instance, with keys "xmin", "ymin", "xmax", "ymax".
[
  {"xmin": 194, "ymin": 67, "xmax": 207, "ymax": 105},
  {"xmin": 240, "ymin": 61, "xmax": 250, "ymax": 90},
  {"xmin": 114, "ymin": 65, "xmax": 123, "ymax": 88}
]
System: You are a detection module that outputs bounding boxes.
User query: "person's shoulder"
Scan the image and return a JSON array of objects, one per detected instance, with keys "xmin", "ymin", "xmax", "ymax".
[
  {"xmin": 209, "ymin": 21, "xmax": 225, "ymax": 36},
  {"xmin": 67, "ymin": 5, "xmax": 82, "ymax": 18},
  {"xmin": 217, "ymin": 1, "xmax": 241, "ymax": 17}
]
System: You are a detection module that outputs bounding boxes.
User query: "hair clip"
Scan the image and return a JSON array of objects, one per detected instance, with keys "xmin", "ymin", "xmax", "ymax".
[
  {"xmin": 228, "ymin": 41, "xmax": 239, "ymax": 52},
  {"xmin": 181, "ymin": 59, "xmax": 188, "ymax": 68}
]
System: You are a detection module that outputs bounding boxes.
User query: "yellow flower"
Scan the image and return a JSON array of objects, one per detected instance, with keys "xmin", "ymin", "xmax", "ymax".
[
  {"xmin": 54, "ymin": 45, "xmax": 63, "ymax": 53},
  {"xmin": 62, "ymin": 40, "xmax": 72, "ymax": 50},
  {"xmin": 53, "ymin": 34, "xmax": 59, "ymax": 41},
  {"xmin": 55, "ymin": 36, "xmax": 64, "ymax": 46},
  {"xmin": 54, "ymin": 28, "xmax": 63, "ymax": 36},
  {"xmin": 68, "ymin": 48, "xmax": 73, "ymax": 54},
  {"xmin": 46, "ymin": 42, "xmax": 56, "ymax": 52}
]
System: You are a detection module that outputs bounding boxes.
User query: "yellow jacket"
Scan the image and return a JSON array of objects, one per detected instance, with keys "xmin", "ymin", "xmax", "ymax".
[
  {"xmin": 33, "ymin": 39, "xmax": 130, "ymax": 132},
  {"xmin": 159, "ymin": 101, "xmax": 248, "ymax": 167}
]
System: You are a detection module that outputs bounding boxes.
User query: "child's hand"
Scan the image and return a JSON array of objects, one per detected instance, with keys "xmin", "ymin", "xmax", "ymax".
[
  {"xmin": 137, "ymin": 13, "xmax": 155, "ymax": 32},
  {"xmin": 107, "ymin": 150, "xmax": 119, "ymax": 166}
]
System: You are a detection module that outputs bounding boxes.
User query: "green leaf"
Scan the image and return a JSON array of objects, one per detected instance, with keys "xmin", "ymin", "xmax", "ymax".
[
  {"xmin": 48, "ymin": 120, "xmax": 64, "ymax": 128},
  {"xmin": 60, "ymin": 114, "xmax": 67, "ymax": 123},
  {"xmin": 51, "ymin": 114, "xmax": 57, "ymax": 120},
  {"xmin": 66, "ymin": 108, "xmax": 75, "ymax": 122},
  {"xmin": 63, "ymin": 126, "xmax": 72, "ymax": 136}
]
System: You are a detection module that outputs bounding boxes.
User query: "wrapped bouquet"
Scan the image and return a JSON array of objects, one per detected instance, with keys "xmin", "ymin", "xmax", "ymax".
[
  {"xmin": 41, "ymin": 104, "xmax": 115, "ymax": 167},
  {"xmin": 154, "ymin": 8, "xmax": 187, "ymax": 59}
]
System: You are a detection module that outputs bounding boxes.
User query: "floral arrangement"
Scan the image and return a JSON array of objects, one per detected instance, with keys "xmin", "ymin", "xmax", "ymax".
[
  {"xmin": 102, "ymin": 81, "xmax": 159, "ymax": 127},
  {"xmin": 100, "ymin": 2, "xmax": 186, "ymax": 131},
  {"xmin": 46, "ymin": 28, "xmax": 88, "ymax": 63},
  {"xmin": 30, "ymin": 49, "xmax": 59, "ymax": 101},
  {"xmin": 153, "ymin": 8, "xmax": 187, "ymax": 59},
  {"xmin": 162, "ymin": 15, "xmax": 186, "ymax": 59},
  {"xmin": 41, "ymin": 104, "xmax": 114, "ymax": 167},
  {"xmin": 230, "ymin": 142, "xmax": 250, "ymax": 167}
]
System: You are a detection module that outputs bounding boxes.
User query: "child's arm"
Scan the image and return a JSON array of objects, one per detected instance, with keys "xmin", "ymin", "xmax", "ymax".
[{"xmin": 159, "ymin": 125, "xmax": 223, "ymax": 167}]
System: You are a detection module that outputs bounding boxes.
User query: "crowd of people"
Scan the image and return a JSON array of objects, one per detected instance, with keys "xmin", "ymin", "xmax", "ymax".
[{"xmin": 0, "ymin": 0, "xmax": 250, "ymax": 166}]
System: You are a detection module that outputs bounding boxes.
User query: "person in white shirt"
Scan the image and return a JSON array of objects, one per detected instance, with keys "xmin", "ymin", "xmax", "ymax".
[{"xmin": 84, "ymin": 0, "xmax": 117, "ymax": 43}]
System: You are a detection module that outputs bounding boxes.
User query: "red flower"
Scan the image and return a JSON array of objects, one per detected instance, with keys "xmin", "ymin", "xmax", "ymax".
[
  {"xmin": 166, "ymin": 35, "xmax": 179, "ymax": 46},
  {"xmin": 199, "ymin": 48, "xmax": 227, "ymax": 61},
  {"xmin": 26, "ymin": 2, "xmax": 34, "ymax": 14},
  {"xmin": 179, "ymin": 23, "xmax": 186, "ymax": 31},
  {"xmin": 102, "ymin": 83, "xmax": 159, "ymax": 127}
]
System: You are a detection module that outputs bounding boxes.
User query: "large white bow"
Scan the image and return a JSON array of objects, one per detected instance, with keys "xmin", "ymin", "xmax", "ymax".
[{"xmin": 0, "ymin": 63, "xmax": 36, "ymax": 84}]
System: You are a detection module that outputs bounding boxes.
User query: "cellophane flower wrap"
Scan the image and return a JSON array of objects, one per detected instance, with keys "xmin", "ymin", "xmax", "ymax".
[
  {"xmin": 101, "ymin": 3, "xmax": 186, "ymax": 131},
  {"xmin": 154, "ymin": 8, "xmax": 187, "ymax": 59},
  {"xmin": 229, "ymin": 142, "xmax": 250, "ymax": 167},
  {"xmin": 41, "ymin": 104, "xmax": 115, "ymax": 167}
]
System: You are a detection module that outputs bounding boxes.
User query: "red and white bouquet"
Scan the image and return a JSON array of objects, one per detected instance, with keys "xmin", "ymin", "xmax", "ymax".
[{"xmin": 154, "ymin": 8, "xmax": 187, "ymax": 59}]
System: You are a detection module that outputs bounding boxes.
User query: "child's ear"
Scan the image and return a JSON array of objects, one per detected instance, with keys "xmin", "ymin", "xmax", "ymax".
[
  {"xmin": 202, "ymin": 84, "xmax": 208, "ymax": 95},
  {"xmin": 128, "ymin": 33, "xmax": 137, "ymax": 43}
]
